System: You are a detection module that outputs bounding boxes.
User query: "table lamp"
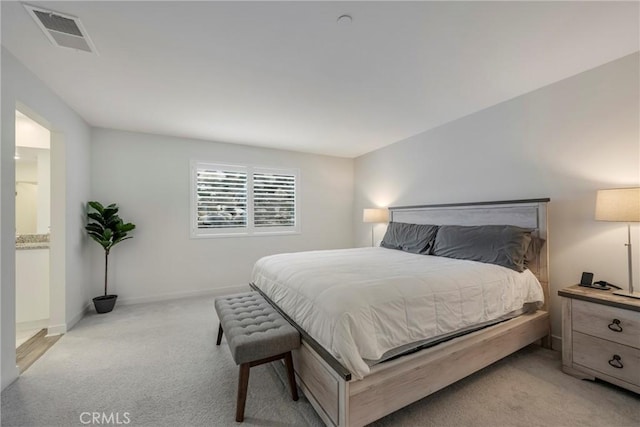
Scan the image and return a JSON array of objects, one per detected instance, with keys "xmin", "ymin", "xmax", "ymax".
[
  {"xmin": 363, "ymin": 208, "xmax": 389, "ymax": 247},
  {"xmin": 595, "ymin": 187, "xmax": 640, "ymax": 299}
]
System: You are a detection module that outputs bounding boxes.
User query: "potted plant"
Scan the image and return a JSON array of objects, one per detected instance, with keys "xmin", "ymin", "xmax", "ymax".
[{"xmin": 85, "ymin": 201, "xmax": 136, "ymax": 314}]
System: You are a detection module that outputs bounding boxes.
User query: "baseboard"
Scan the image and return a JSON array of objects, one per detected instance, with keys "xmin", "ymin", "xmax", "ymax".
[
  {"xmin": 47, "ymin": 323, "xmax": 66, "ymax": 336},
  {"xmin": 67, "ymin": 303, "xmax": 93, "ymax": 331},
  {"xmin": 551, "ymin": 334, "xmax": 562, "ymax": 351},
  {"xmin": 47, "ymin": 285, "xmax": 251, "ymax": 335},
  {"xmin": 16, "ymin": 319, "xmax": 49, "ymax": 332},
  {"xmin": 47, "ymin": 303, "xmax": 92, "ymax": 336},
  {"xmin": 116, "ymin": 284, "xmax": 251, "ymax": 306}
]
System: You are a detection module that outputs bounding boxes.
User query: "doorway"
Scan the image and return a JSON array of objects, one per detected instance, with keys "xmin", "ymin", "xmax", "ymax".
[{"xmin": 15, "ymin": 110, "xmax": 51, "ymax": 350}]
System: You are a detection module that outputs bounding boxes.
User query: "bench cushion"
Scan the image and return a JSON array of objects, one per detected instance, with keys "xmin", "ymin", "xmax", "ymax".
[{"xmin": 215, "ymin": 291, "xmax": 300, "ymax": 365}]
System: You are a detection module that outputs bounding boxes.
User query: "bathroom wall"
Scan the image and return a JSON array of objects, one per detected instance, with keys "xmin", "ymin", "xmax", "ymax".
[
  {"xmin": 15, "ymin": 160, "xmax": 39, "ymax": 234},
  {"xmin": 15, "ymin": 120, "xmax": 51, "ymax": 235}
]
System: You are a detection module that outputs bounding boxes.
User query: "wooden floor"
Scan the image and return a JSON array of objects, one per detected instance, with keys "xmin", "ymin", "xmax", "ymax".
[{"xmin": 16, "ymin": 329, "xmax": 61, "ymax": 373}]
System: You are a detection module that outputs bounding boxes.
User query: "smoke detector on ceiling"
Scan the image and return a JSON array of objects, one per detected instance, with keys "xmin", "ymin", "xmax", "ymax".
[
  {"xmin": 337, "ymin": 15, "xmax": 353, "ymax": 25},
  {"xmin": 24, "ymin": 4, "xmax": 97, "ymax": 54}
]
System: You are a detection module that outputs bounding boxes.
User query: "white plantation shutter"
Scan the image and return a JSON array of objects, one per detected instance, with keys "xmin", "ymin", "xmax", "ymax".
[
  {"xmin": 195, "ymin": 165, "xmax": 248, "ymax": 231},
  {"xmin": 253, "ymin": 172, "xmax": 296, "ymax": 228},
  {"xmin": 191, "ymin": 162, "xmax": 298, "ymax": 237}
]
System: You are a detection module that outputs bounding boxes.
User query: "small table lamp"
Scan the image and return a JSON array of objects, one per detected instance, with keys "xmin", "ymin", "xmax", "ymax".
[
  {"xmin": 595, "ymin": 187, "xmax": 640, "ymax": 299},
  {"xmin": 363, "ymin": 208, "xmax": 389, "ymax": 247}
]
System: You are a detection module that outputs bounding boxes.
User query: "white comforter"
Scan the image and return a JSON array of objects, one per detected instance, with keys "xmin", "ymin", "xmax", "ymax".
[{"xmin": 252, "ymin": 247, "xmax": 544, "ymax": 380}]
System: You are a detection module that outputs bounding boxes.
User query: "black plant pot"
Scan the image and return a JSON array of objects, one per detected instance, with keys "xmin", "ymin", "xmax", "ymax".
[{"xmin": 93, "ymin": 295, "xmax": 118, "ymax": 314}]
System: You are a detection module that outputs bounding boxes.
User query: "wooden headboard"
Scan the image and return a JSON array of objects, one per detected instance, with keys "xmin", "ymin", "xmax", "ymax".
[{"xmin": 390, "ymin": 198, "xmax": 550, "ymax": 312}]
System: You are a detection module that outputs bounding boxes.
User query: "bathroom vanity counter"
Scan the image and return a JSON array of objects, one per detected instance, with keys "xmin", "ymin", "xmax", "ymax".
[{"xmin": 16, "ymin": 234, "xmax": 50, "ymax": 250}]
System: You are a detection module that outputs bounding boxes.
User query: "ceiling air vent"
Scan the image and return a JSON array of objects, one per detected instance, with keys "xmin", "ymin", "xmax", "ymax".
[{"xmin": 24, "ymin": 4, "xmax": 97, "ymax": 54}]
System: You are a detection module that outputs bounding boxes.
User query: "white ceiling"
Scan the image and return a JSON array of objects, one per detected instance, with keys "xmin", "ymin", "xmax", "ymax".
[{"xmin": 2, "ymin": 1, "xmax": 638, "ymax": 158}]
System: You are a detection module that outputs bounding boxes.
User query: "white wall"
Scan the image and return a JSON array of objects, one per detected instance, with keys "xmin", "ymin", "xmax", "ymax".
[
  {"xmin": 354, "ymin": 53, "xmax": 640, "ymax": 345},
  {"xmin": 15, "ymin": 182, "xmax": 37, "ymax": 235},
  {"xmin": 1, "ymin": 48, "xmax": 92, "ymax": 390},
  {"xmin": 15, "ymin": 161, "xmax": 37, "ymax": 182},
  {"xmin": 90, "ymin": 129, "xmax": 354, "ymax": 303}
]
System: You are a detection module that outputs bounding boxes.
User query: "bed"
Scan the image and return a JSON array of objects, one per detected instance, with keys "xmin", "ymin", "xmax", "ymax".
[{"xmin": 250, "ymin": 199, "xmax": 550, "ymax": 426}]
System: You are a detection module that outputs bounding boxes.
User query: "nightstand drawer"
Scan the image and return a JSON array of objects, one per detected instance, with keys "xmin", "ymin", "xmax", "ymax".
[
  {"xmin": 572, "ymin": 299, "xmax": 640, "ymax": 348},
  {"xmin": 573, "ymin": 332, "xmax": 640, "ymax": 386}
]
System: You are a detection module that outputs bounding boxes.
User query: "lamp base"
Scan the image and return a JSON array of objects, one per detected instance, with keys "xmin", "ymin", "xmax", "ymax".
[{"xmin": 613, "ymin": 289, "xmax": 640, "ymax": 300}]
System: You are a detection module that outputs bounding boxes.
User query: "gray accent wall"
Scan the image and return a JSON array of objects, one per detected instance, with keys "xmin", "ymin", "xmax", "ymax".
[{"xmin": 354, "ymin": 53, "xmax": 640, "ymax": 344}]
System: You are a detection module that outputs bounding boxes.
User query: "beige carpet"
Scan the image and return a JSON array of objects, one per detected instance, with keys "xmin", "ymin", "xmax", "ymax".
[{"xmin": 2, "ymin": 297, "xmax": 638, "ymax": 426}]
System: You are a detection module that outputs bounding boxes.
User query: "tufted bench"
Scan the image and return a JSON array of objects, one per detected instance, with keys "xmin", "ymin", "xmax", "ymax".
[{"xmin": 214, "ymin": 291, "xmax": 300, "ymax": 422}]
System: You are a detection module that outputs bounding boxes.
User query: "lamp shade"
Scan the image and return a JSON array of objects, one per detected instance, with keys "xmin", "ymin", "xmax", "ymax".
[
  {"xmin": 595, "ymin": 187, "xmax": 640, "ymax": 222},
  {"xmin": 363, "ymin": 208, "xmax": 389, "ymax": 223}
]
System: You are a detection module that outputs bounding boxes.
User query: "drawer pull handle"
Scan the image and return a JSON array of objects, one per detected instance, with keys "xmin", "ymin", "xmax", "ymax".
[
  {"xmin": 608, "ymin": 355, "xmax": 624, "ymax": 369},
  {"xmin": 608, "ymin": 319, "xmax": 623, "ymax": 332}
]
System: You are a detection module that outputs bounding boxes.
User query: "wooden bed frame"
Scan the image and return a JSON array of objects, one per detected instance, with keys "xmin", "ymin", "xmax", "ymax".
[{"xmin": 251, "ymin": 198, "xmax": 551, "ymax": 426}]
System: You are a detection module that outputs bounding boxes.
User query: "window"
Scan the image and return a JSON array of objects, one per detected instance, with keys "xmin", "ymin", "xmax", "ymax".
[
  {"xmin": 195, "ymin": 165, "xmax": 248, "ymax": 230},
  {"xmin": 253, "ymin": 171, "xmax": 296, "ymax": 228},
  {"xmin": 191, "ymin": 162, "xmax": 299, "ymax": 237}
]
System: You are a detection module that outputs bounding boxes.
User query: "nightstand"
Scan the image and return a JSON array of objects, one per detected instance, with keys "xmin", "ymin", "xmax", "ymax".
[{"xmin": 559, "ymin": 285, "xmax": 640, "ymax": 393}]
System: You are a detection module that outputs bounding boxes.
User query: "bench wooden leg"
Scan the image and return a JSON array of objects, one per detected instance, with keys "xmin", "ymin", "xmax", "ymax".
[
  {"xmin": 284, "ymin": 352, "xmax": 298, "ymax": 401},
  {"xmin": 236, "ymin": 363, "xmax": 250, "ymax": 422},
  {"xmin": 216, "ymin": 323, "xmax": 223, "ymax": 345}
]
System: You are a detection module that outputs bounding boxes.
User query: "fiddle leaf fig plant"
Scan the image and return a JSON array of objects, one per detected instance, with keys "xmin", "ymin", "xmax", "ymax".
[{"xmin": 85, "ymin": 201, "xmax": 136, "ymax": 298}]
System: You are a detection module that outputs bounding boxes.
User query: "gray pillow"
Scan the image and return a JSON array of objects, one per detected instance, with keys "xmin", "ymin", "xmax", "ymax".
[
  {"xmin": 380, "ymin": 222, "xmax": 439, "ymax": 255},
  {"xmin": 432, "ymin": 225, "xmax": 533, "ymax": 272}
]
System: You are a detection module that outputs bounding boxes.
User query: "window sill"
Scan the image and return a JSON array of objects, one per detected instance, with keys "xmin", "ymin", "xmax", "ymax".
[{"xmin": 190, "ymin": 230, "xmax": 301, "ymax": 239}]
